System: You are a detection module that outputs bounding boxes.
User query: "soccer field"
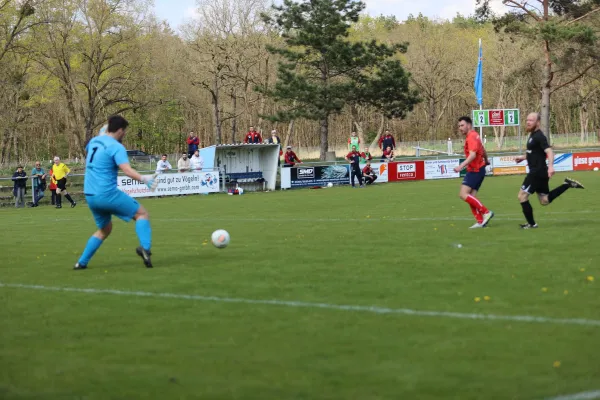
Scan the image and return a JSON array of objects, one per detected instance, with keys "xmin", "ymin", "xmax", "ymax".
[{"xmin": 1, "ymin": 172, "xmax": 599, "ymax": 400}]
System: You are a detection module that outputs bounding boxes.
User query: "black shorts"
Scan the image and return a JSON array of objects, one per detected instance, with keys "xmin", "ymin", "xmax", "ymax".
[
  {"xmin": 521, "ymin": 172, "xmax": 549, "ymax": 195},
  {"xmin": 56, "ymin": 178, "xmax": 67, "ymax": 191}
]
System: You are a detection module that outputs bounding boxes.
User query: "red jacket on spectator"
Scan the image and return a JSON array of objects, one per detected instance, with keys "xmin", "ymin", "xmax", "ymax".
[
  {"xmin": 244, "ymin": 131, "xmax": 263, "ymax": 144},
  {"xmin": 362, "ymin": 165, "xmax": 374, "ymax": 175},
  {"xmin": 284, "ymin": 151, "xmax": 301, "ymax": 166},
  {"xmin": 48, "ymin": 166, "xmax": 57, "ymax": 190},
  {"xmin": 187, "ymin": 135, "xmax": 200, "ymax": 154},
  {"xmin": 378, "ymin": 134, "xmax": 396, "ymax": 150}
]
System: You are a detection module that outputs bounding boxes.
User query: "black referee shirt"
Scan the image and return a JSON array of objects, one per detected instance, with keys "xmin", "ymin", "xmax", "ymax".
[{"xmin": 526, "ymin": 129, "xmax": 550, "ymax": 173}]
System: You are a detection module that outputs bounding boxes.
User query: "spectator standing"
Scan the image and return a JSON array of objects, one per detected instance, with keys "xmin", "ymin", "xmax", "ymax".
[
  {"xmin": 267, "ymin": 130, "xmax": 283, "ymax": 166},
  {"xmin": 283, "ymin": 146, "xmax": 302, "ymax": 167},
  {"xmin": 156, "ymin": 154, "xmax": 172, "ymax": 174},
  {"xmin": 244, "ymin": 126, "xmax": 263, "ymax": 144},
  {"xmin": 178, "ymin": 153, "xmax": 191, "ymax": 172},
  {"xmin": 348, "ymin": 131, "xmax": 360, "ymax": 151},
  {"xmin": 362, "ymin": 162, "xmax": 378, "ymax": 185},
  {"xmin": 189, "ymin": 150, "xmax": 204, "ymax": 171},
  {"xmin": 381, "ymin": 146, "xmax": 395, "ymax": 162},
  {"xmin": 12, "ymin": 166, "xmax": 27, "ymax": 208},
  {"xmin": 48, "ymin": 164, "xmax": 57, "ymax": 205},
  {"xmin": 31, "ymin": 161, "xmax": 47, "ymax": 207},
  {"xmin": 378, "ymin": 130, "xmax": 396, "ymax": 152},
  {"xmin": 51, "ymin": 156, "xmax": 76, "ymax": 209},
  {"xmin": 360, "ymin": 147, "xmax": 373, "ymax": 163},
  {"xmin": 345, "ymin": 145, "xmax": 364, "ymax": 188},
  {"xmin": 187, "ymin": 131, "xmax": 200, "ymax": 157}
]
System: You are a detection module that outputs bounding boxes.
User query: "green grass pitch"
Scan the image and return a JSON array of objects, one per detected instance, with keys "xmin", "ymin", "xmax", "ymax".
[{"xmin": 1, "ymin": 172, "xmax": 599, "ymax": 400}]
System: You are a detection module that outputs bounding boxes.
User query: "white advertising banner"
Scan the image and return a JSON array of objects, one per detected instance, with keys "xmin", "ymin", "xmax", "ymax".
[
  {"xmin": 524, "ymin": 153, "xmax": 573, "ymax": 173},
  {"xmin": 117, "ymin": 172, "xmax": 220, "ymax": 198},
  {"xmin": 424, "ymin": 159, "xmax": 460, "ymax": 180},
  {"xmin": 359, "ymin": 162, "xmax": 389, "ymax": 183}
]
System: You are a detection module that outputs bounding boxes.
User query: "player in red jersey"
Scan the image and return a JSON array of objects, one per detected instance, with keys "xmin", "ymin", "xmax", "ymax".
[{"xmin": 453, "ymin": 116, "xmax": 494, "ymax": 228}]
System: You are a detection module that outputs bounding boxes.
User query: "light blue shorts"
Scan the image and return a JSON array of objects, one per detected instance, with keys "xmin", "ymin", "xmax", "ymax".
[{"xmin": 86, "ymin": 190, "xmax": 140, "ymax": 229}]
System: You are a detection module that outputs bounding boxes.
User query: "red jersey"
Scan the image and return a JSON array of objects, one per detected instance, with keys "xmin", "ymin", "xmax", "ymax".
[
  {"xmin": 362, "ymin": 165, "xmax": 374, "ymax": 175},
  {"xmin": 464, "ymin": 130, "xmax": 486, "ymax": 172}
]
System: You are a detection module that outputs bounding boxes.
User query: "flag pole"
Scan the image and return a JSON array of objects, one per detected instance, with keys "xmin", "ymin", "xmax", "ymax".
[{"xmin": 478, "ymin": 39, "xmax": 483, "ymax": 141}]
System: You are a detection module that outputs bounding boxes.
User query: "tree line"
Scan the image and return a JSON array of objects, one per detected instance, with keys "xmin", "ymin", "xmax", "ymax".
[{"xmin": 0, "ymin": 0, "xmax": 598, "ymax": 163}]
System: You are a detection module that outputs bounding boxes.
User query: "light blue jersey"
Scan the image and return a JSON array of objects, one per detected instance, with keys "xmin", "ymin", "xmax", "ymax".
[{"xmin": 84, "ymin": 135, "xmax": 129, "ymax": 196}]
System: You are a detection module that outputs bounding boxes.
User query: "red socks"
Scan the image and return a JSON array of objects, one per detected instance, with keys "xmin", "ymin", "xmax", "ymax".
[
  {"xmin": 470, "ymin": 205, "xmax": 483, "ymax": 224},
  {"xmin": 465, "ymin": 195, "xmax": 489, "ymax": 216}
]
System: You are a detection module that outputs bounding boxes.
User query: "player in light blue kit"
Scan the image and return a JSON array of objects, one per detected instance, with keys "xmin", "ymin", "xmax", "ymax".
[{"xmin": 74, "ymin": 115, "xmax": 158, "ymax": 270}]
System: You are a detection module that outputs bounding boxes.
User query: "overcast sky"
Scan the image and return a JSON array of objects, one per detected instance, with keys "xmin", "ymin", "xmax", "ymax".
[{"xmin": 154, "ymin": 0, "xmax": 508, "ymax": 29}]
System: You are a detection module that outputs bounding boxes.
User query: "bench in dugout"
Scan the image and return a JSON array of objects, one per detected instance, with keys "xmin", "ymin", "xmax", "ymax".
[{"xmin": 225, "ymin": 172, "xmax": 266, "ymax": 191}]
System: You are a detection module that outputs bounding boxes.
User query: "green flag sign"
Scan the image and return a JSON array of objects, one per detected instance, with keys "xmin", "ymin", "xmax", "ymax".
[{"xmin": 473, "ymin": 109, "xmax": 519, "ymax": 127}]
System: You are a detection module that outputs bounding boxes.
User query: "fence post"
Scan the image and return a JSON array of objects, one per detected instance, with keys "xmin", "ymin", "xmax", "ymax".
[{"xmin": 447, "ymin": 138, "xmax": 452, "ymax": 155}]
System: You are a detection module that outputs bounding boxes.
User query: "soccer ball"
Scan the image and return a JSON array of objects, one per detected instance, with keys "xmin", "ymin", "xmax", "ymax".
[
  {"xmin": 327, "ymin": 182, "xmax": 333, "ymax": 188},
  {"xmin": 594, "ymin": 167, "xmax": 599, "ymax": 172},
  {"xmin": 211, "ymin": 230, "xmax": 230, "ymax": 249},
  {"xmin": 98, "ymin": 124, "xmax": 108, "ymax": 136}
]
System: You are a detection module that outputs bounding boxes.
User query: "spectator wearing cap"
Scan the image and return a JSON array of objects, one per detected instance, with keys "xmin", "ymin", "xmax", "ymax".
[
  {"xmin": 244, "ymin": 126, "xmax": 263, "ymax": 144},
  {"xmin": 51, "ymin": 156, "xmax": 76, "ymax": 208},
  {"xmin": 378, "ymin": 129, "xmax": 396, "ymax": 152},
  {"xmin": 267, "ymin": 130, "xmax": 283, "ymax": 166},
  {"xmin": 284, "ymin": 146, "xmax": 302, "ymax": 167},
  {"xmin": 362, "ymin": 162, "xmax": 378, "ymax": 185},
  {"xmin": 178, "ymin": 153, "xmax": 191, "ymax": 172},
  {"xmin": 189, "ymin": 149, "xmax": 204, "ymax": 171},
  {"xmin": 12, "ymin": 166, "xmax": 27, "ymax": 208},
  {"xmin": 187, "ymin": 131, "xmax": 200, "ymax": 157},
  {"xmin": 31, "ymin": 161, "xmax": 47, "ymax": 207}
]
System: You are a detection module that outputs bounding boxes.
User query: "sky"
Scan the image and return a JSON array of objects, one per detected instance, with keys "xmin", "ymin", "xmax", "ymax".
[{"xmin": 153, "ymin": 0, "xmax": 509, "ymax": 30}]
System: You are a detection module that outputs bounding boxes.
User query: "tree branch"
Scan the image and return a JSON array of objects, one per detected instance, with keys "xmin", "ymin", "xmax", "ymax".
[
  {"xmin": 565, "ymin": 6, "xmax": 600, "ymax": 25},
  {"xmin": 503, "ymin": 0, "xmax": 542, "ymax": 21},
  {"xmin": 551, "ymin": 63, "xmax": 598, "ymax": 93}
]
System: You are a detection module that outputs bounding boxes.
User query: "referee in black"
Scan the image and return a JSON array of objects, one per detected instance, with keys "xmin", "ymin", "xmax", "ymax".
[{"xmin": 516, "ymin": 112, "xmax": 584, "ymax": 229}]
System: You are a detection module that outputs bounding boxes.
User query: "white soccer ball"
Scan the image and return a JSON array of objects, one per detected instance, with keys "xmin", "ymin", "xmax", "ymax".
[
  {"xmin": 594, "ymin": 167, "xmax": 599, "ymax": 172},
  {"xmin": 211, "ymin": 230, "xmax": 230, "ymax": 249},
  {"xmin": 238, "ymin": 187, "xmax": 244, "ymax": 195},
  {"xmin": 327, "ymin": 182, "xmax": 333, "ymax": 188}
]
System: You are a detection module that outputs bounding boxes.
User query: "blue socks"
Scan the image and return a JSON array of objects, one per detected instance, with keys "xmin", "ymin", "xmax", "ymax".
[
  {"xmin": 78, "ymin": 236, "xmax": 104, "ymax": 266},
  {"xmin": 135, "ymin": 219, "xmax": 152, "ymax": 251}
]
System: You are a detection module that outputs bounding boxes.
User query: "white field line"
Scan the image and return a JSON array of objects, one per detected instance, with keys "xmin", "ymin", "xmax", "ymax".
[
  {"xmin": 2, "ymin": 282, "xmax": 600, "ymax": 328},
  {"xmin": 545, "ymin": 390, "xmax": 600, "ymax": 400}
]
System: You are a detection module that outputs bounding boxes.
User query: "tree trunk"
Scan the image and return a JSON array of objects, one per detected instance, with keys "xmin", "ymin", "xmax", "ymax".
[
  {"xmin": 231, "ymin": 88, "xmax": 237, "ymax": 144},
  {"xmin": 541, "ymin": 40, "xmax": 553, "ymax": 142},
  {"xmin": 428, "ymin": 95, "xmax": 436, "ymax": 141},
  {"xmin": 212, "ymin": 75, "xmax": 222, "ymax": 144},
  {"xmin": 350, "ymin": 104, "xmax": 366, "ymax": 148},
  {"xmin": 284, "ymin": 119, "xmax": 295, "ymax": 148},
  {"xmin": 256, "ymin": 57, "xmax": 269, "ymax": 133},
  {"xmin": 320, "ymin": 116, "xmax": 329, "ymax": 161},
  {"xmin": 369, "ymin": 113, "xmax": 385, "ymax": 150}
]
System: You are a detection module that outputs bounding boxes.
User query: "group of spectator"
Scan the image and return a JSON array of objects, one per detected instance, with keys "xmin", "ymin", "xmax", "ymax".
[
  {"xmin": 156, "ymin": 151, "xmax": 205, "ymax": 174},
  {"xmin": 348, "ymin": 130, "xmax": 396, "ymax": 162},
  {"xmin": 10, "ymin": 156, "xmax": 76, "ymax": 209}
]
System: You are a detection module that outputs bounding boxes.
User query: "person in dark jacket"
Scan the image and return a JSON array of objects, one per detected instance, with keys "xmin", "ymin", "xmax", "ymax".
[
  {"xmin": 187, "ymin": 131, "xmax": 200, "ymax": 157},
  {"xmin": 378, "ymin": 130, "xmax": 396, "ymax": 152},
  {"xmin": 12, "ymin": 166, "xmax": 28, "ymax": 208},
  {"xmin": 345, "ymin": 146, "xmax": 364, "ymax": 188}
]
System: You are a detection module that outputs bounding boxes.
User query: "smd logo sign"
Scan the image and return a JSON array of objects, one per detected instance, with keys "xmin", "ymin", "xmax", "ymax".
[{"xmin": 297, "ymin": 167, "xmax": 315, "ymax": 179}]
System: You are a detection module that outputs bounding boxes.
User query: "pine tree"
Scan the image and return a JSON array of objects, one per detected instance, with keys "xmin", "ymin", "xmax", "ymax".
[
  {"xmin": 477, "ymin": 0, "xmax": 600, "ymax": 141},
  {"xmin": 259, "ymin": 0, "xmax": 419, "ymax": 160}
]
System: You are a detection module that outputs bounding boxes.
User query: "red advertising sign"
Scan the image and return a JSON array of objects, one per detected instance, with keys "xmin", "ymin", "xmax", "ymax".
[
  {"xmin": 489, "ymin": 109, "xmax": 505, "ymax": 126},
  {"xmin": 573, "ymin": 152, "xmax": 600, "ymax": 171},
  {"xmin": 388, "ymin": 161, "xmax": 425, "ymax": 182}
]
